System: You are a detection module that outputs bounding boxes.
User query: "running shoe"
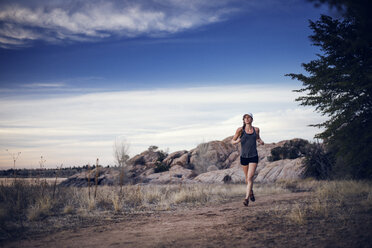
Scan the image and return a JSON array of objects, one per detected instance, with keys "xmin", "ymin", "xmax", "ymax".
[{"xmin": 250, "ymin": 190, "xmax": 255, "ymax": 202}]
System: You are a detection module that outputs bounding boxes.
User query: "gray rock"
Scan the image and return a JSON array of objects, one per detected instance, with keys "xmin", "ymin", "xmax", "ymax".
[
  {"xmin": 171, "ymin": 153, "xmax": 189, "ymax": 167},
  {"xmin": 255, "ymin": 158, "xmax": 306, "ymax": 183},
  {"xmin": 207, "ymin": 165, "xmax": 218, "ymax": 172},
  {"xmin": 145, "ymin": 165, "xmax": 195, "ymax": 184},
  {"xmin": 163, "ymin": 150, "xmax": 188, "ymax": 166},
  {"xmin": 194, "ymin": 167, "xmax": 245, "ymax": 184}
]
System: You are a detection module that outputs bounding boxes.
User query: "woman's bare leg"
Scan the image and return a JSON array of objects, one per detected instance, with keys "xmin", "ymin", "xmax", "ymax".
[
  {"xmin": 242, "ymin": 165, "xmax": 249, "ymax": 184},
  {"xmin": 246, "ymin": 163, "xmax": 257, "ymax": 199}
]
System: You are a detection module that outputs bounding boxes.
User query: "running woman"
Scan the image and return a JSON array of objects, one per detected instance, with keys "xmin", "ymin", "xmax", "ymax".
[{"xmin": 231, "ymin": 113, "xmax": 264, "ymax": 206}]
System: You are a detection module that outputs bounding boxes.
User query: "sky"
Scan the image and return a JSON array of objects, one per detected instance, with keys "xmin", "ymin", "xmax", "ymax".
[{"xmin": 0, "ymin": 0, "xmax": 331, "ymax": 169}]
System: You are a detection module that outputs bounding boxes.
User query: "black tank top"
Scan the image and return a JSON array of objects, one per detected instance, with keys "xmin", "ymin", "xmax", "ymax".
[{"xmin": 240, "ymin": 127, "xmax": 258, "ymax": 158}]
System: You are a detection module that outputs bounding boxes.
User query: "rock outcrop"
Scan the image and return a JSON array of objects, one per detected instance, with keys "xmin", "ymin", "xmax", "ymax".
[
  {"xmin": 61, "ymin": 137, "xmax": 309, "ymax": 186},
  {"xmin": 59, "ymin": 167, "xmax": 120, "ymax": 187}
]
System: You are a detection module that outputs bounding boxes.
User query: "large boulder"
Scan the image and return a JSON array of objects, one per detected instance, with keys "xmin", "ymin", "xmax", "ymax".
[
  {"xmin": 194, "ymin": 167, "xmax": 245, "ymax": 184},
  {"xmin": 192, "ymin": 157, "xmax": 306, "ymax": 184},
  {"xmin": 255, "ymin": 158, "xmax": 306, "ymax": 182},
  {"xmin": 144, "ymin": 165, "xmax": 195, "ymax": 184},
  {"xmin": 189, "ymin": 140, "xmax": 238, "ymax": 173},
  {"xmin": 127, "ymin": 148, "xmax": 167, "ymax": 176},
  {"xmin": 162, "ymin": 150, "xmax": 188, "ymax": 167}
]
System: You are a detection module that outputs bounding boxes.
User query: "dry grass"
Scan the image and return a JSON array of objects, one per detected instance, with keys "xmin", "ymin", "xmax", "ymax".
[
  {"xmin": 285, "ymin": 180, "xmax": 372, "ymax": 225},
  {"xmin": 361, "ymin": 191, "xmax": 372, "ymax": 208},
  {"xmin": 0, "ymin": 178, "xmax": 67, "ymax": 186},
  {"xmin": 0, "ymin": 181, "xmax": 283, "ymax": 232},
  {"xmin": 27, "ymin": 196, "xmax": 52, "ymax": 221},
  {"xmin": 253, "ymin": 183, "xmax": 291, "ymax": 195},
  {"xmin": 62, "ymin": 205, "xmax": 74, "ymax": 214},
  {"xmin": 276, "ymin": 178, "xmax": 324, "ymax": 192},
  {"xmin": 315, "ymin": 180, "xmax": 372, "ymax": 202},
  {"xmin": 1, "ymin": 178, "xmax": 371, "ymax": 242},
  {"xmin": 287, "ymin": 203, "xmax": 307, "ymax": 225}
]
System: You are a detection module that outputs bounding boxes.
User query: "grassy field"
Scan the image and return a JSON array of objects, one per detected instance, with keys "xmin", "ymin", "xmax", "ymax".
[{"xmin": 0, "ymin": 179, "xmax": 371, "ymax": 246}]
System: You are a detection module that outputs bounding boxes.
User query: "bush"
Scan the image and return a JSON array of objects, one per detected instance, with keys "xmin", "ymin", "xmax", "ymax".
[
  {"xmin": 156, "ymin": 150, "xmax": 167, "ymax": 162},
  {"xmin": 154, "ymin": 161, "xmax": 170, "ymax": 173},
  {"xmin": 268, "ymin": 140, "xmax": 333, "ymax": 179},
  {"xmin": 303, "ymin": 143, "xmax": 334, "ymax": 180},
  {"xmin": 152, "ymin": 147, "xmax": 169, "ymax": 173},
  {"xmin": 133, "ymin": 156, "xmax": 145, "ymax": 165},
  {"xmin": 268, "ymin": 139, "xmax": 310, "ymax": 161}
]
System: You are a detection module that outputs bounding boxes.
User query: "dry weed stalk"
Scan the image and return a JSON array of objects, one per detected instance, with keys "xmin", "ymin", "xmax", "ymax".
[
  {"xmin": 86, "ymin": 163, "xmax": 91, "ymax": 200},
  {"xmin": 39, "ymin": 156, "xmax": 47, "ymax": 197},
  {"xmin": 94, "ymin": 158, "xmax": 99, "ymax": 199},
  {"xmin": 119, "ymin": 165, "xmax": 125, "ymax": 193},
  {"xmin": 113, "ymin": 138, "xmax": 130, "ymax": 194},
  {"xmin": 6, "ymin": 149, "xmax": 21, "ymax": 180},
  {"xmin": 52, "ymin": 164, "xmax": 63, "ymax": 200},
  {"xmin": 111, "ymin": 193, "xmax": 121, "ymax": 212}
]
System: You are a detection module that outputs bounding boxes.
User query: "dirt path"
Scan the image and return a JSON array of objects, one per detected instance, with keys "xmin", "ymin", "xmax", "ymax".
[{"xmin": 4, "ymin": 191, "xmax": 371, "ymax": 248}]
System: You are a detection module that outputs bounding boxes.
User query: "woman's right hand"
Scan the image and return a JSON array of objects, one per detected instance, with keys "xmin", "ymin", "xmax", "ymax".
[
  {"xmin": 231, "ymin": 138, "xmax": 241, "ymax": 145},
  {"xmin": 231, "ymin": 127, "xmax": 242, "ymax": 145}
]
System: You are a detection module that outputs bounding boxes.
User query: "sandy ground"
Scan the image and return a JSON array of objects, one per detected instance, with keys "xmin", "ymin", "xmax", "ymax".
[{"xmin": 3, "ymin": 191, "xmax": 371, "ymax": 248}]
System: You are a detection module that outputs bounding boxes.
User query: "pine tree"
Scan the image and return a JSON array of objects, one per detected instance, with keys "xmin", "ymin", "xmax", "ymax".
[{"xmin": 286, "ymin": 0, "xmax": 372, "ymax": 178}]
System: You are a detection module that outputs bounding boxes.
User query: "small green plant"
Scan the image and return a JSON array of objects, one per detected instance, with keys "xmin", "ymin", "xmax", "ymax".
[
  {"xmin": 147, "ymin": 146, "xmax": 169, "ymax": 173},
  {"xmin": 154, "ymin": 161, "xmax": 170, "ymax": 173}
]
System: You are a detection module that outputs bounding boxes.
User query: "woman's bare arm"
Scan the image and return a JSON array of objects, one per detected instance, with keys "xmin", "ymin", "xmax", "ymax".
[
  {"xmin": 255, "ymin": 127, "xmax": 264, "ymax": 145},
  {"xmin": 231, "ymin": 127, "xmax": 242, "ymax": 145}
]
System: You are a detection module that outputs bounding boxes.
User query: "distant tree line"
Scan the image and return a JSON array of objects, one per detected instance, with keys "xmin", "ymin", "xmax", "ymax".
[{"xmin": 0, "ymin": 165, "xmax": 113, "ymax": 178}]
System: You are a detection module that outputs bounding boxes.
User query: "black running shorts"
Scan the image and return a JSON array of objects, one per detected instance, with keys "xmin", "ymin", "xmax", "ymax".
[{"xmin": 240, "ymin": 156, "xmax": 259, "ymax": 165}]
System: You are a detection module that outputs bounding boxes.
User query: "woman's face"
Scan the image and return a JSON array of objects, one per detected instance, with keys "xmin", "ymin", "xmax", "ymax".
[{"xmin": 244, "ymin": 115, "xmax": 252, "ymax": 124}]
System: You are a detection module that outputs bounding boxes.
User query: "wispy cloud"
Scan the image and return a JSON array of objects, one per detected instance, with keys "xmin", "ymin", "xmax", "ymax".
[
  {"xmin": 0, "ymin": 84, "xmax": 327, "ymax": 168},
  {"xmin": 22, "ymin": 83, "xmax": 66, "ymax": 88},
  {"xmin": 0, "ymin": 0, "xmax": 242, "ymax": 48}
]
